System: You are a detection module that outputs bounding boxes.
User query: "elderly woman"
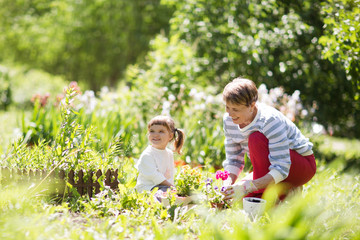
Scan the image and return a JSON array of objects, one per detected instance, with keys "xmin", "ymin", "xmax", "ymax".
[{"xmin": 221, "ymin": 77, "xmax": 316, "ymax": 201}]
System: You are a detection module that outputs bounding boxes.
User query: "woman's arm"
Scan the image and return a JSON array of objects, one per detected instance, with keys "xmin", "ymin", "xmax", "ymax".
[
  {"xmin": 237, "ymin": 172, "xmax": 274, "ymax": 190},
  {"xmin": 223, "ymin": 116, "xmax": 246, "ymax": 183},
  {"xmin": 251, "ymin": 173, "xmax": 275, "ymax": 190}
]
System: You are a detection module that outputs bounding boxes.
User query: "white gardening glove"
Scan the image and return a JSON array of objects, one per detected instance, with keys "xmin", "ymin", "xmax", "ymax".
[{"xmin": 222, "ymin": 180, "xmax": 258, "ymax": 201}]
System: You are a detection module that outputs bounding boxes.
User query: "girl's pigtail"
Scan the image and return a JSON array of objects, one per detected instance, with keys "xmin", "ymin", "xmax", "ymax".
[{"xmin": 173, "ymin": 128, "xmax": 185, "ymax": 155}]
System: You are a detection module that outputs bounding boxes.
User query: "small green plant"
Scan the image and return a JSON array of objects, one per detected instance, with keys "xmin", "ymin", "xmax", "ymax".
[{"xmin": 174, "ymin": 165, "xmax": 203, "ymax": 196}]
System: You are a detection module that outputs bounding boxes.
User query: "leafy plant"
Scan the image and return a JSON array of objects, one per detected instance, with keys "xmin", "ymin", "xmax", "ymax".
[
  {"xmin": 202, "ymin": 170, "xmax": 231, "ymax": 208},
  {"xmin": 174, "ymin": 165, "xmax": 203, "ymax": 196}
]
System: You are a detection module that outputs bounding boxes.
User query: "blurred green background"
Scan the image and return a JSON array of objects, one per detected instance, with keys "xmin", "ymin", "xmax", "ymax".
[{"xmin": 0, "ymin": 0, "xmax": 359, "ymax": 155}]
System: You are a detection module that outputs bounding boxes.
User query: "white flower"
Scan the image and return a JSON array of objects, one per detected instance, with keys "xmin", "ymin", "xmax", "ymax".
[
  {"xmin": 100, "ymin": 86, "xmax": 109, "ymax": 95},
  {"xmin": 189, "ymin": 88, "xmax": 197, "ymax": 97},
  {"xmin": 258, "ymin": 84, "xmax": 268, "ymax": 95},
  {"xmin": 161, "ymin": 101, "xmax": 171, "ymax": 116},
  {"xmin": 77, "ymin": 90, "xmax": 97, "ymax": 114},
  {"xmin": 194, "ymin": 103, "xmax": 206, "ymax": 110},
  {"xmin": 205, "ymin": 95, "xmax": 214, "ymax": 104},
  {"xmin": 312, "ymin": 122, "xmax": 325, "ymax": 134},
  {"xmin": 301, "ymin": 109, "xmax": 308, "ymax": 116},
  {"xmin": 292, "ymin": 90, "xmax": 300, "ymax": 100},
  {"xmin": 194, "ymin": 92, "xmax": 205, "ymax": 101},
  {"xmin": 272, "ymin": 87, "xmax": 284, "ymax": 98},
  {"xmin": 168, "ymin": 94, "xmax": 176, "ymax": 102}
]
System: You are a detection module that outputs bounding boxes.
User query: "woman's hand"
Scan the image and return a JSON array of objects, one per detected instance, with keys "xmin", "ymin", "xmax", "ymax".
[
  {"xmin": 222, "ymin": 180, "xmax": 258, "ymax": 201},
  {"xmin": 229, "ymin": 173, "xmax": 238, "ymax": 184}
]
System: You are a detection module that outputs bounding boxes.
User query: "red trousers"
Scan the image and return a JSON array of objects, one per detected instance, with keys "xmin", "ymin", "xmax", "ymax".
[{"xmin": 245, "ymin": 131, "xmax": 316, "ymax": 199}]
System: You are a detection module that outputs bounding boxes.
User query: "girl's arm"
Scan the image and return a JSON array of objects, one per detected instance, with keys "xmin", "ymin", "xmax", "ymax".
[
  {"xmin": 159, "ymin": 179, "xmax": 174, "ymax": 187},
  {"xmin": 137, "ymin": 154, "xmax": 168, "ymax": 185}
]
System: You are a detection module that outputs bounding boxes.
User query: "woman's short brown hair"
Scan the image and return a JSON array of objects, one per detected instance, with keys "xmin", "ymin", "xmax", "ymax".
[{"xmin": 222, "ymin": 77, "xmax": 258, "ymax": 106}]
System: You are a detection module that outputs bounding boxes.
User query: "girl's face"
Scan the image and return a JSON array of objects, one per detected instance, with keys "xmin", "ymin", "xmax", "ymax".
[
  {"xmin": 225, "ymin": 101, "xmax": 257, "ymax": 128},
  {"xmin": 148, "ymin": 124, "xmax": 173, "ymax": 150}
]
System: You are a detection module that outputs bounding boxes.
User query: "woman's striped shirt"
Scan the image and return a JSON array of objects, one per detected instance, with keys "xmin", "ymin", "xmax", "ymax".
[{"xmin": 222, "ymin": 103, "xmax": 313, "ymax": 184}]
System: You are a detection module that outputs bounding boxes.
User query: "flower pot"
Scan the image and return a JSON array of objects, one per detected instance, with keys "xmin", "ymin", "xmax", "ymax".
[{"xmin": 243, "ymin": 197, "xmax": 266, "ymax": 217}]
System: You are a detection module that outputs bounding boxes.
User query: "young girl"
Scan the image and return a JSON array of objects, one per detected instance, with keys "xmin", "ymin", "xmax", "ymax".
[{"xmin": 135, "ymin": 115, "xmax": 185, "ymax": 193}]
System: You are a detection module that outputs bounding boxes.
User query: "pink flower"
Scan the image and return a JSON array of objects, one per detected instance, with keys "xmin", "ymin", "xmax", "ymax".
[
  {"xmin": 223, "ymin": 170, "xmax": 230, "ymax": 180},
  {"xmin": 215, "ymin": 171, "xmax": 221, "ymax": 180},
  {"xmin": 64, "ymin": 81, "xmax": 82, "ymax": 94},
  {"xmin": 31, "ymin": 93, "xmax": 50, "ymax": 107},
  {"xmin": 215, "ymin": 170, "xmax": 230, "ymax": 181}
]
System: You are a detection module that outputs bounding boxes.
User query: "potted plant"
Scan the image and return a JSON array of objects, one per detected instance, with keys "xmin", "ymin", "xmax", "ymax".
[
  {"xmin": 204, "ymin": 170, "xmax": 232, "ymax": 209},
  {"xmin": 158, "ymin": 165, "xmax": 203, "ymax": 206},
  {"xmin": 157, "ymin": 165, "xmax": 203, "ymax": 206},
  {"xmin": 175, "ymin": 165, "xmax": 203, "ymax": 197}
]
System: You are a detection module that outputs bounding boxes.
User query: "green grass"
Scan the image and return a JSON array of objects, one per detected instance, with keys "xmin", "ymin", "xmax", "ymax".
[{"xmin": 0, "ymin": 161, "xmax": 359, "ymax": 239}]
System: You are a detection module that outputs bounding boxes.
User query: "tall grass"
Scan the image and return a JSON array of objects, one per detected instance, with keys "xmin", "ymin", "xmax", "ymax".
[{"xmin": 0, "ymin": 162, "xmax": 359, "ymax": 239}]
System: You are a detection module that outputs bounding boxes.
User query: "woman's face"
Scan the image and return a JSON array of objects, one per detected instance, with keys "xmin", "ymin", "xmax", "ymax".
[
  {"xmin": 148, "ymin": 124, "xmax": 173, "ymax": 150},
  {"xmin": 225, "ymin": 101, "xmax": 256, "ymax": 127}
]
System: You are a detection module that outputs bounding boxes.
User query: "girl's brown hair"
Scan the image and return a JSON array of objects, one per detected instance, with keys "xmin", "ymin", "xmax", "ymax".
[
  {"xmin": 147, "ymin": 115, "xmax": 185, "ymax": 154},
  {"xmin": 222, "ymin": 77, "xmax": 258, "ymax": 106}
]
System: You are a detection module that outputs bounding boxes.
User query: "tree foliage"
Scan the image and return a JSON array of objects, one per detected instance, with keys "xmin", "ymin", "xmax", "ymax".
[
  {"xmin": 0, "ymin": 0, "xmax": 359, "ymax": 137},
  {"xmin": 319, "ymin": 0, "xmax": 360, "ymax": 95},
  {"xmin": 0, "ymin": 0, "xmax": 173, "ymax": 91},
  {"xmin": 159, "ymin": 0, "xmax": 359, "ymax": 137}
]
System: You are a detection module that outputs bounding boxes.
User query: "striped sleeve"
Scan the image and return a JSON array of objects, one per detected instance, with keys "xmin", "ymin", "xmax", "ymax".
[
  {"xmin": 222, "ymin": 120, "xmax": 245, "ymax": 176},
  {"xmin": 263, "ymin": 117, "xmax": 291, "ymax": 184}
]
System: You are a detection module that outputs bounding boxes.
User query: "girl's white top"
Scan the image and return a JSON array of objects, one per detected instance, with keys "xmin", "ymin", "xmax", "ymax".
[
  {"xmin": 135, "ymin": 145, "xmax": 175, "ymax": 192},
  {"xmin": 223, "ymin": 102, "xmax": 313, "ymax": 184}
]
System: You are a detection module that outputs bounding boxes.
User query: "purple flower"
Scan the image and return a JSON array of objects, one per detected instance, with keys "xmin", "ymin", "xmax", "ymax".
[
  {"xmin": 214, "ymin": 186, "xmax": 219, "ymax": 191},
  {"xmin": 205, "ymin": 178, "xmax": 213, "ymax": 184},
  {"xmin": 220, "ymin": 186, "xmax": 227, "ymax": 193}
]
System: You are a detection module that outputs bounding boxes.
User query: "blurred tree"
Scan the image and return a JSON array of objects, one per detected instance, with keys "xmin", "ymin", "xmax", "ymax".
[
  {"xmin": 0, "ymin": 0, "xmax": 173, "ymax": 91},
  {"xmin": 161, "ymin": 0, "xmax": 359, "ymax": 137},
  {"xmin": 319, "ymin": 0, "xmax": 360, "ymax": 95}
]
